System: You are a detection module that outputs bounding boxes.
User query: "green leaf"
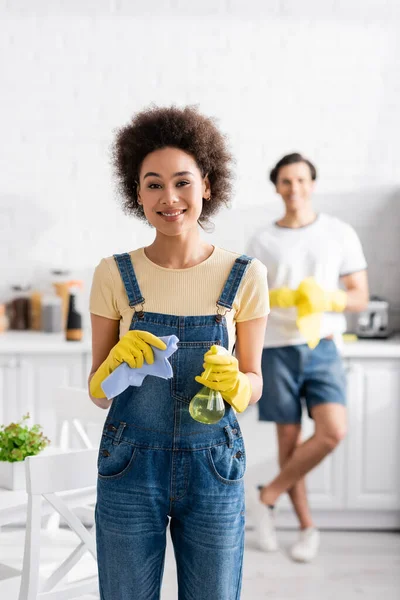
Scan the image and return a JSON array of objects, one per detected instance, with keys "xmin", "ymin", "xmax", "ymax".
[{"xmin": 0, "ymin": 414, "xmax": 49, "ymax": 462}]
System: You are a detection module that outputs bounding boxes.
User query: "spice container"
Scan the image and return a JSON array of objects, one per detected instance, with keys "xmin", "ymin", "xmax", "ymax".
[
  {"xmin": 9, "ymin": 286, "xmax": 32, "ymax": 330},
  {"xmin": 51, "ymin": 269, "xmax": 71, "ymax": 331},
  {"xmin": 41, "ymin": 290, "xmax": 63, "ymax": 333},
  {"xmin": 30, "ymin": 291, "xmax": 42, "ymax": 331}
]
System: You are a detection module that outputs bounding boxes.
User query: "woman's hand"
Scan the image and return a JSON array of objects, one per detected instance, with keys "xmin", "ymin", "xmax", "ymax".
[
  {"xmin": 90, "ymin": 330, "xmax": 167, "ymax": 399},
  {"xmin": 195, "ymin": 345, "xmax": 252, "ymax": 413}
]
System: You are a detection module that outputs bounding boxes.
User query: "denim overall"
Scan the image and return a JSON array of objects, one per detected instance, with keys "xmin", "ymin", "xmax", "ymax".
[{"xmin": 95, "ymin": 252, "xmax": 252, "ymax": 600}]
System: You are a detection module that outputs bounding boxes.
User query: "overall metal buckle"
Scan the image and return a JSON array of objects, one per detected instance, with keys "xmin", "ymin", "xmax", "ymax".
[
  {"xmin": 215, "ymin": 304, "xmax": 230, "ymax": 323},
  {"xmin": 131, "ymin": 301, "xmax": 145, "ymax": 320}
]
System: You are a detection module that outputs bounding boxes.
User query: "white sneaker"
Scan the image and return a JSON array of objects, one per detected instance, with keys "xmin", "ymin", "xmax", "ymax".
[
  {"xmin": 290, "ymin": 527, "xmax": 320, "ymax": 562},
  {"xmin": 247, "ymin": 486, "xmax": 278, "ymax": 552}
]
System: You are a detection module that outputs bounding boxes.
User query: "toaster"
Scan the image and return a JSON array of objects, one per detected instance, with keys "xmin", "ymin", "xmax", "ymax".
[{"xmin": 355, "ymin": 296, "xmax": 390, "ymax": 339}]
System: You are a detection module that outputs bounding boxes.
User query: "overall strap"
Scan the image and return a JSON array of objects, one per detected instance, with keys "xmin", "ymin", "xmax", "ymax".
[
  {"xmin": 216, "ymin": 255, "xmax": 253, "ymax": 314},
  {"xmin": 114, "ymin": 253, "xmax": 145, "ymax": 314}
]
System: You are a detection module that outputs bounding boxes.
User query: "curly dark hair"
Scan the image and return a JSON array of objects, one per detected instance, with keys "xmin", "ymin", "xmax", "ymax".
[
  {"xmin": 269, "ymin": 153, "xmax": 317, "ymax": 185},
  {"xmin": 112, "ymin": 105, "xmax": 234, "ymax": 226}
]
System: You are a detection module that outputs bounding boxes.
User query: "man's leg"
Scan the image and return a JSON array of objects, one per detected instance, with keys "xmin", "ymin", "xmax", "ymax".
[
  {"xmin": 260, "ymin": 403, "xmax": 347, "ymax": 506},
  {"xmin": 276, "ymin": 424, "xmax": 313, "ymax": 530}
]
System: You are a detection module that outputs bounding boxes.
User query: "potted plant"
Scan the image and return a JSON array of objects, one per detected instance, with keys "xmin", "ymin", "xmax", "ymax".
[{"xmin": 0, "ymin": 413, "xmax": 50, "ymax": 490}]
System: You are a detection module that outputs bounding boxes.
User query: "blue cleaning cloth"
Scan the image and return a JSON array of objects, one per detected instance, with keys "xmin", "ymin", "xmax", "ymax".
[{"xmin": 101, "ymin": 334, "xmax": 179, "ymax": 400}]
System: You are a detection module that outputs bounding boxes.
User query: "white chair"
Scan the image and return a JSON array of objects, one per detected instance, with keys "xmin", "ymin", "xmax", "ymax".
[
  {"xmin": 0, "ymin": 388, "xmax": 106, "ymax": 592},
  {"xmin": 54, "ymin": 386, "xmax": 108, "ymax": 451},
  {"xmin": 0, "ymin": 388, "xmax": 104, "ymax": 527},
  {"xmin": 46, "ymin": 387, "xmax": 107, "ymax": 533},
  {"xmin": 0, "ymin": 472, "xmax": 96, "ymax": 598},
  {"xmin": 18, "ymin": 449, "xmax": 99, "ymax": 600}
]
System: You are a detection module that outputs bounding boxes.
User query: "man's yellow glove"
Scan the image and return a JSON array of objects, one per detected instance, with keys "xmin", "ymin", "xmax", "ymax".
[
  {"xmin": 194, "ymin": 345, "xmax": 252, "ymax": 413},
  {"xmin": 269, "ymin": 288, "xmax": 298, "ymax": 308},
  {"xmin": 269, "ymin": 278, "xmax": 347, "ymax": 350},
  {"xmin": 90, "ymin": 330, "xmax": 167, "ymax": 399},
  {"xmin": 296, "ymin": 277, "xmax": 347, "ymax": 315}
]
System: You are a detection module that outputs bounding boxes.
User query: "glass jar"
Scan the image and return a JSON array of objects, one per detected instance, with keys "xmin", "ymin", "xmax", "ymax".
[
  {"xmin": 41, "ymin": 291, "xmax": 63, "ymax": 333},
  {"xmin": 9, "ymin": 286, "xmax": 32, "ymax": 330}
]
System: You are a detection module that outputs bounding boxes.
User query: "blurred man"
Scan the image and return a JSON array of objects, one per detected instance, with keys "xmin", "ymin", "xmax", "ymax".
[{"xmin": 247, "ymin": 153, "xmax": 368, "ymax": 562}]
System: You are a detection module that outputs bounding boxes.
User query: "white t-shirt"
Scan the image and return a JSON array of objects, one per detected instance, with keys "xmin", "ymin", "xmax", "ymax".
[{"xmin": 247, "ymin": 213, "xmax": 367, "ymax": 348}]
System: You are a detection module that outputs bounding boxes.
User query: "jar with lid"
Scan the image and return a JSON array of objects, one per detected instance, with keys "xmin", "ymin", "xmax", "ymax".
[
  {"xmin": 9, "ymin": 285, "xmax": 32, "ymax": 330},
  {"xmin": 51, "ymin": 269, "xmax": 71, "ymax": 331},
  {"xmin": 41, "ymin": 289, "xmax": 63, "ymax": 333}
]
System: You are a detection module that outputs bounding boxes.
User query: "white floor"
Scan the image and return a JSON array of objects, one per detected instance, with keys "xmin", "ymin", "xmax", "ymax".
[{"xmin": 1, "ymin": 526, "xmax": 399, "ymax": 599}]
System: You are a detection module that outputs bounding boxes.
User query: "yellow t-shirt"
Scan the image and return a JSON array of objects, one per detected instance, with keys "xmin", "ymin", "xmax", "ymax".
[{"xmin": 90, "ymin": 247, "xmax": 269, "ymax": 352}]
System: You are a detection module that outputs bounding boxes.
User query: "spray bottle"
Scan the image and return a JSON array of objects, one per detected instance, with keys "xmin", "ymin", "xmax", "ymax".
[{"xmin": 189, "ymin": 346, "xmax": 230, "ymax": 424}]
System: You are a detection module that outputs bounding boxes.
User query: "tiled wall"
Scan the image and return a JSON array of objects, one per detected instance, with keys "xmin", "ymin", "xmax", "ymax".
[{"xmin": 1, "ymin": 0, "xmax": 399, "ymax": 330}]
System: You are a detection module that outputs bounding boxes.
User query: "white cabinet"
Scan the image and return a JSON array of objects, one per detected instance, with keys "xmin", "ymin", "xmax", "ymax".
[
  {"xmin": 242, "ymin": 406, "xmax": 347, "ymax": 511},
  {"xmin": 83, "ymin": 352, "xmax": 93, "ymax": 380},
  {"xmin": 297, "ymin": 410, "xmax": 347, "ymax": 509},
  {"xmin": 0, "ymin": 355, "xmax": 19, "ymax": 427},
  {"xmin": 0, "ymin": 349, "xmax": 91, "ymax": 445},
  {"xmin": 346, "ymin": 359, "xmax": 400, "ymax": 510},
  {"xmin": 243, "ymin": 352, "xmax": 400, "ymax": 529},
  {"xmin": 16, "ymin": 354, "xmax": 87, "ymax": 444}
]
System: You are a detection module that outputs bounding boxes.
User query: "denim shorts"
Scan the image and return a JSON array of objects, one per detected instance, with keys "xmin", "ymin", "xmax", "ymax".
[{"xmin": 258, "ymin": 339, "xmax": 346, "ymax": 424}]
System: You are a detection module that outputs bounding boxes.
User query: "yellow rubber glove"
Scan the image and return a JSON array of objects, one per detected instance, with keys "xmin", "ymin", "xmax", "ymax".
[
  {"xmin": 90, "ymin": 330, "xmax": 167, "ymax": 399},
  {"xmin": 296, "ymin": 277, "xmax": 347, "ymax": 314},
  {"xmin": 295, "ymin": 312, "xmax": 322, "ymax": 350},
  {"xmin": 269, "ymin": 278, "xmax": 347, "ymax": 350},
  {"xmin": 194, "ymin": 345, "xmax": 252, "ymax": 413},
  {"xmin": 269, "ymin": 288, "xmax": 298, "ymax": 308},
  {"xmin": 325, "ymin": 289, "xmax": 348, "ymax": 312},
  {"xmin": 295, "ymin": 279, "xmax": 347, "ymax": 349}
]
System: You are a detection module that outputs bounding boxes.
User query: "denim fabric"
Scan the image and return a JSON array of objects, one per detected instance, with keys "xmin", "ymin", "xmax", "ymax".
[
  {"xmin": 258, "ymin": 338, "xmax": 347, "ymax": 424},
  {"xmin": 95, "ymin": 253, "xmax": 252, "ymax": 600},
  {"xmin": 216, "ymin": 254, "xmax": 253, "ymax": 310}
]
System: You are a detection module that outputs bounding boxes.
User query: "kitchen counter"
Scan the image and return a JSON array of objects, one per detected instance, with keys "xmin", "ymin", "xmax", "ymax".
[
  {"xmin": 0, "ymin": 331, "xmax": 91, "ymax": 354},
  {"xmin": 340, "ymin": 335, "xmax": 400, "ymax": 358},
  {"xmin": 0, "ymin": 331, "xmax": 400, "ymax": 356}
]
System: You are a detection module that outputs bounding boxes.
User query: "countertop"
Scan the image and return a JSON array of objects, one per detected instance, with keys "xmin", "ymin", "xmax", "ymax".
[
  {"xmin": 0, "ymin": 331, "xmax": 91, "ymax": 354},
  {"xmin": 339, "ymin": 335, "xmax": 400, "ymax": 358},
  {"xmin": 0, "ymin": 331, "xmax": 400, "ymax": 358}
]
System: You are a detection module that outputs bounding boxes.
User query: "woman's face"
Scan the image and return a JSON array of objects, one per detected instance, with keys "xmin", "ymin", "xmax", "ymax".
[{"xmin": 137, "ymin": 147, "xmax": 210, "ymax": 236}]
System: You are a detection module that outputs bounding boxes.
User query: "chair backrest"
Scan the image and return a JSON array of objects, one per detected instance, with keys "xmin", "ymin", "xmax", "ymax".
[
  {"xmin": 53, "ymin": 386, "xmax": 108, "ymax": 449},
  {"xmin": 18, "ymin": 449, "xmax": 99, "ymax": 600},
  {"xmin": 54, "ymin": 386, "xmax": 106, "ymax": 422},
  {"xmin": 25, "ymin": 448, "xmax": 98, "ymax": 495}
]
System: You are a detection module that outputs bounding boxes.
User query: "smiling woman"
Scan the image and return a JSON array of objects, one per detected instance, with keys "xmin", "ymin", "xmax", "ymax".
[
  {"xmin": 88, "ymin": 105, "xmax": 269, "ymax": 600},
  {"xmin": 113, "ymin": 105, "xmax": 232, "ymax": 227},
  {"xmin": 137, "ymin": 147, "xmax": 211, "ymax": 236}
]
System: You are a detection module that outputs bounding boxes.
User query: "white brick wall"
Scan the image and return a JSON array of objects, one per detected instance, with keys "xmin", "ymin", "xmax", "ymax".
[{"xmin": 1, "ymin": 1, "xmax": 399, "ymax": 328}]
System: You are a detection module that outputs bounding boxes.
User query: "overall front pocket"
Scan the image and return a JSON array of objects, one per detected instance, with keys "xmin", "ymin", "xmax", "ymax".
[
  {"xmin": 97, "ymin": 436, "xmax": 137, "ymax": 481},
  {"xmin": 207, "ymin": 438, "xmax": 246, "ymax": 485}
]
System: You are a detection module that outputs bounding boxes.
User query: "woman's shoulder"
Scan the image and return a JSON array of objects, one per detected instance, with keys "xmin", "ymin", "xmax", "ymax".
[
  {"xmin": 96, "ymin": 248, "xmax": 144, "ymax": 271},
  {"xmin": 101, "ymin": 248, "xmax": 143, "ymax": 263},
  {"xmin": 215, "ymin": 247, "xmax": 267, "ymax": 277},
  {"xmin": 92, "ymin": 250, "xmax": 140, "ymax": 293}
]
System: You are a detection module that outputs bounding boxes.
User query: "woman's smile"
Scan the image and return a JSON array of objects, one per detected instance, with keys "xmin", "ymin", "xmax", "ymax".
[{"xmin": 157, "ymin": 208, "xmax": 187, "ymax": 221}]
